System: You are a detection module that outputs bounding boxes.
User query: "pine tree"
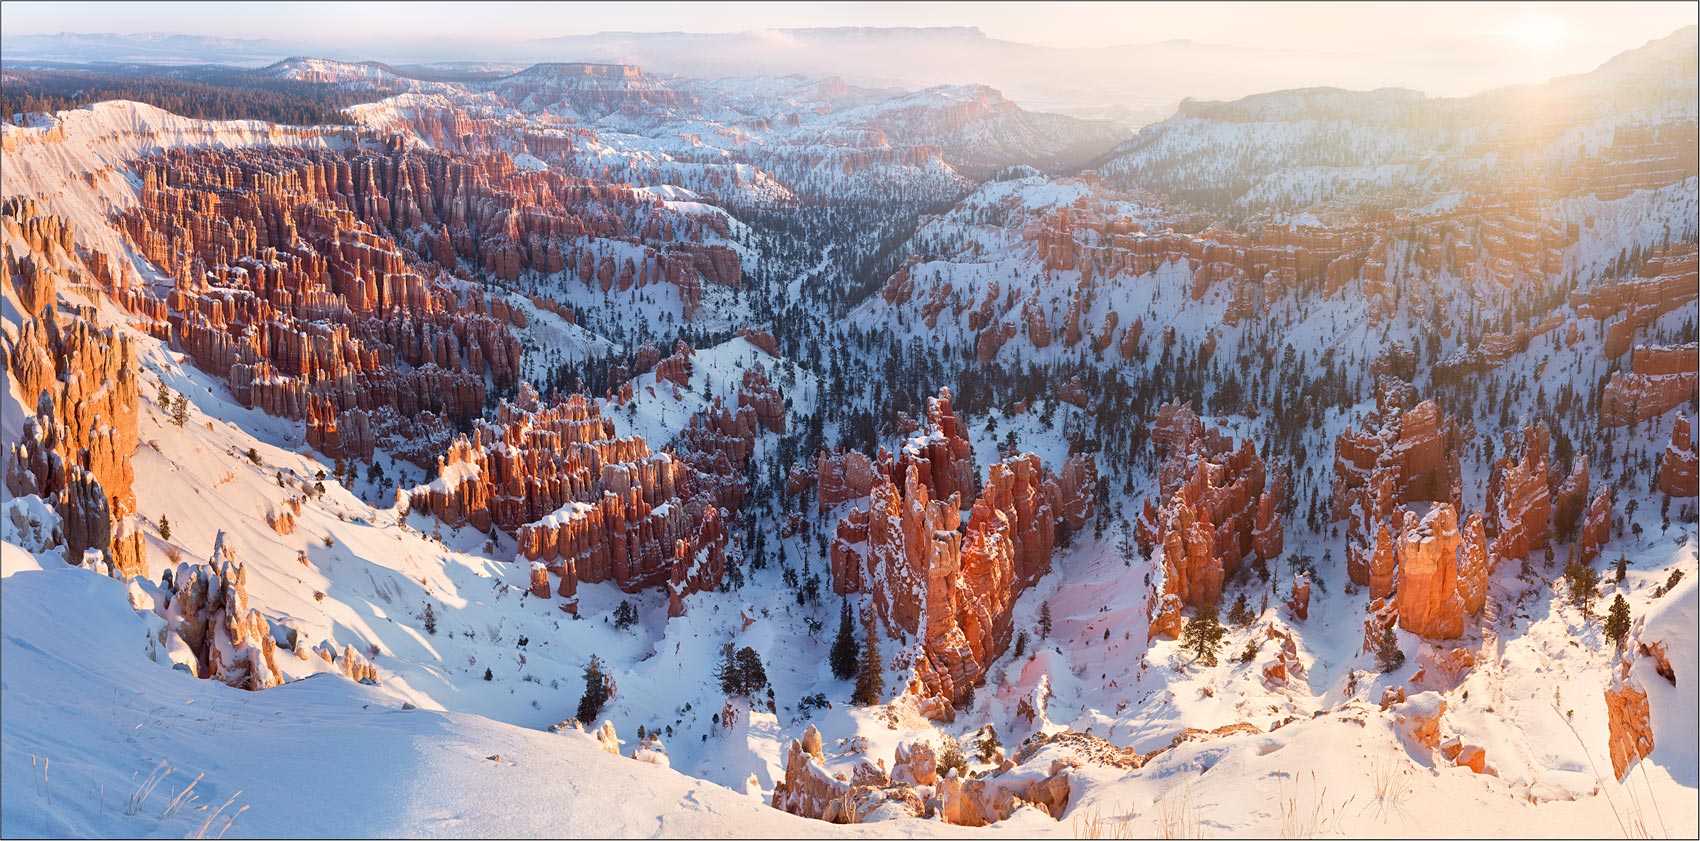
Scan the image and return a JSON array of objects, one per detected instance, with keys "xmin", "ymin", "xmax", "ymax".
[
  {"xmin": 422, "ymin": 602, "xmax": 438, "ymax": 636},
  {"xmin": 577, "ymin": 656, "xmax": 609, "ymax": 722},
  {"xmin": 714, "ymin": 643, "xmax": 740, "ymax": 695},
  {"xmin": 734, "ymin": 646, "xmax": 768, "ymax": 695},
  {"xmin": 1605, "ymin": 594, "xmax": 1632, "ymax": 652},
  {"xmin": 1038, "ymin": 600, "xmax": 1053, "ymax": 639},
  {"xmin": 1565, "ymin": 561, "xmax": 1600, "ymax": 615},
  {"xmin": 1374, "ymin": 624, "xmax": 1405, "ymax": 672},
  {"xmin": 852, "ymin": 608, "xmax": 884, "ymax": 705},
  {"xmin": 482, "ymin": 667, "xmax": 493, "ymax": 681},
  {"xmin": 975, "ymin": 725, "xmax": 1003, "ymax": 764},
  {"xmin": 1615, "ymin": 555, "xmax": 1628, "ymax": 583},
  {"xmin": 1227, "ymin": 593, "xmax": 1252, "ymax": 626},
  {"xmin": 158, "ymin": 515, "xmax": 171, "ymax": 541},
  {"xmin": 172, "ymin": 394, "xmax": 189, "ymax": 427},
  {"xmin": 1182, "ymin": 602, "xmax": 1225, "ymax": 665},
  {"xmin": 936, "ymin": 735, "xmax": 968, "ymax": 778},
  {"xmin": 613, "ymin": 599, "xmax": 638, "ymax": 631},
  {"xmin": 830, "ymin": 598, "xmax": 858, "ymax": 680}
]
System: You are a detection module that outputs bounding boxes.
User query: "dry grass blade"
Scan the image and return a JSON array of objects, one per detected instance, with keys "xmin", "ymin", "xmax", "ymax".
[
  {"xmin": 1159, "ymin": 779, "xmax": 1200, "ymax": 839},
  {"xmin": 126, "ymin": 761, "xmax": 172, "ymax": 816},
  {"xmin": 1280, "ymin": 770, "xmax": 1352, "ymax": 838},
  {"xmin": 192, "ymin": 790, "xmax": 246, "ymax": 839},
  {"xmin": 1074, "ymin": 802, "xmax": 1137, "ymax": 839},
  {"xmin": 160, "ymin": 771, "xmax": 205, "ymax": 819}
]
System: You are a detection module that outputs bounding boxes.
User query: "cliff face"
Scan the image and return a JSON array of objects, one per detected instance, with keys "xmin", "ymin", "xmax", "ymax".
[
  {"xmin": 3, "ymin": 200, "xmax": 144, "ymax": 577},
  {"xmin": 826, "ymin": 389, "xmax": 1094, "ymax": 716},
  {"xmin": 1600, "ymin": 343, "xmax": 1699, "ymax": 427},
  {"xmin": 879, "ymin": 174, "xmax": 1608, "ymax": 368},
  {"xmin": 1574, "ymin": 244, "xmax": 1698, "ymax": 363}
]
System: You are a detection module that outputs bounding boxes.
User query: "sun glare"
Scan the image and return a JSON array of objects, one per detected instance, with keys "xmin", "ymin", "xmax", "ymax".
[{"xmin": 1506, "ymin": 15, "xmax": 1572, "ymax": 50}]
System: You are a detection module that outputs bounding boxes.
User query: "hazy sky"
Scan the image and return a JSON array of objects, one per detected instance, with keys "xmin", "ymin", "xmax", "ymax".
[{"xmin": 5, "ymin": 1, "xmax": 1693, "ymax": 52}]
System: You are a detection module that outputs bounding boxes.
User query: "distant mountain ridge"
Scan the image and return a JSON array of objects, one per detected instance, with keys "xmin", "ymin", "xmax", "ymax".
[{"xmin": 12, "ymin": 24, "xmax": 1690, "ymax": 127}]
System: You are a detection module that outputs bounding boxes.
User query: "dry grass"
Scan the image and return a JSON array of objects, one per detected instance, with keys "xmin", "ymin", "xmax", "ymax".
[
  {"xmin": 30, "ymin": 755, "xmax": 51, "ymax": 806},
  {"xmin": 1279, "ymin": 770, "xmax": 1352, "ymax": 838},
  {"xmin": 191, "ymin": 790, "xmax": 249, "ymax": 839},
  {"xmin": 1548, "ymin": 703, "xmax": 1663, "ymax": 839},
  {"xmin": 1366, "ymin": 755, "xmax": 1413, "ymax": 820},
  {"xmin": 1158, "ymin": 780, "xmax": 1200, "ymax": 839},
  {"xmin": 126, "ymin": 761, "xmax": 172, "ymax": 816},
  {"xmin": 159, "ymin": 771, "xmax": 204, "ymax": 819},
  {"xmin": 1073, "ymin": 802, "xmax": 1137, "ymax": 839}
]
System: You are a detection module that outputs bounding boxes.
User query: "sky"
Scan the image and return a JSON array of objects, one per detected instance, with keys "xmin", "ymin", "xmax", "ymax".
[
  {"xmin": 2, "ymin": 1, "xmax": 1694, "ymax": 116},
  {"xmin": 4, "ymin": 1, "xmax": 1693, "ymax": 53}
]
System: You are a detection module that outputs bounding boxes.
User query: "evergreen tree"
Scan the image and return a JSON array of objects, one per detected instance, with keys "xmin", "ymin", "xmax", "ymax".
[
  {"xmin": 172, "ymin": 394, "xmax": 189, "ymax": 427},
  {"xmin": 483, "ymin": 667, "xmax": 493, "ymax": 681},
  {"xmin": 1038, "ymin": 600, "xmax": 1053, "ymax": 639},
  {"xmin": 613, "ymin": 599, "xmax": 638, "ymax": 631},
  {"xmin": 852, "ymin": 608, "xmax": 884, "ymax": 705},
  {"xmin": 1615, "ymin": 555, "xmax": 1628, "ymax": 583},
  {"xmin": 734, "ymin": 646, "xmax": 768, "ymax": 695},
  {"xmin": 713, "ymin": 643, "xmax": 740, "ymax": 695},
  {"xmin": 1565, "ymin": 561, "xmax": 1600, "ymax": 615},
  {"xmin": 1374, "ymin": 624, "xmax": 1405, "ymax": 673},
  {"xmin": 936, "ymin": 735, "xmax": 968, "ymax": 778},
  {"xmin": 422, "ymin": 602, "xmax": 437, "ymax": 636},
  {"xmin": 1227, "ymin": 593, "xmax": 1253, "ymax": 626},
  {"xmin": 1605, "ymin": 595, "xmax": 1632, "ymax": 652},
  {"xmin": 158, "ymin": 515, "xmax": 171, "ymax": 541},
  {"xmin": 975, "ymin": 725, "xmax": 1003, "ymax": 764},
  {"xmin": 1182, "ymin": 602, "xmax": 1225, "ymax": 665},
  {"xmin": 577, "ymin": 655, "xmax": 609, "ymax": 722},
  {"xmin": 830, "ymin": 598, "xmax": 858, "ymax": 680}
]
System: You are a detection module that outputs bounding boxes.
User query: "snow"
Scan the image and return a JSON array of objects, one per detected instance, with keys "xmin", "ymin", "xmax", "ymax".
[
  {"xmin": 0, "ymin": 561, "xmax": 882, "ymax": 839},
  {"xmin": 2, "ymin": 44, "xmax": 1698, "ymax": 837}
]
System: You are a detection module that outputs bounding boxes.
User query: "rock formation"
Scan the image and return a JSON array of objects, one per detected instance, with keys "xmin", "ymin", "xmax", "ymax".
[
  {"xmin": 1392, "ymin": 691, "xmax": 1447, "ymax": 754},
  {"xmin": 1391, "ymin": 504, "xmax": 1486, "ymax": 640},
  {"xmin": 1659, "ymin": 414, "xmax": 1698, "ymax": 497},
  {"xmin": 1486, "ymin": 422, "xmax": 1552, "ymax": 567},
  {"xmin": 2, "ymin": 205, "xmax": 143, "ymax": 577},
  {"xmin": 1141, "ymin": 404, "xmax": 1275, "ymax": 635},
  {"xmin": 1600, "ymin": 344, "xmax": 1698, "ymax": 426},
  {"xmin": 1578, "ymin": 490, "xmax": 1613, "ymax": 565},
  {"xmin": 1605, "ymin": 664, "xmax": 1655, "ymax": 780},
  {"xmin": 153, "ymin": 541, "xmax": 283, "ymax": 691},
  {"xmin": 771, "ymin": 726, "xmax": 1070, "ymax": 826},
  {"xmin": 816, "ymin": 449, "xmax": 881, "ymax": 511},
  {"xmin": 403, "ymin": 387, "xmax": 735, "ymax": 617},
  {"xmin": 1334, "ymin": 380, "xmax": 1465, "ymax": 589},
  {"xmin": 827, "ymin": 389, "xmax": 1094, "ymax": 715}
]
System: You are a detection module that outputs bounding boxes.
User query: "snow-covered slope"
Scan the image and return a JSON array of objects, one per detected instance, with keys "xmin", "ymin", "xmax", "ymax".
[
  {"xmin": 1098, "ymin": 26, "xmax": 1699, "ymax": 217},
  {"xmin": 2, "ymin": 27, "xmax": 1697, "ymax": 840}
]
